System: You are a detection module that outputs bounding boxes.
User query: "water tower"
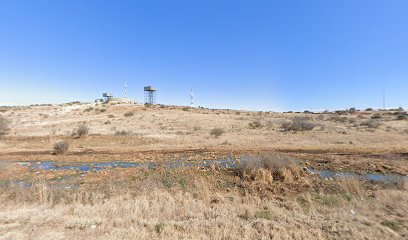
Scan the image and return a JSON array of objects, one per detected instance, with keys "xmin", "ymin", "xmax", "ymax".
[{"xmin": 144, "ymin": 86, "xmax": 157, "ymax": 104}]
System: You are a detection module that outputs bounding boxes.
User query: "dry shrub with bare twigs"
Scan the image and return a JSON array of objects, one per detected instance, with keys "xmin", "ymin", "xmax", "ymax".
[
  {"xmin": 360, "ymin": 119, "xmax": 381, "ymax": 128},
  {"xmin": 53, "ymin": 140, "xmax": 69, "ymax": 154},
  {"xmin": 281, "ymin": 116, "xmax": 317, "ymax": 132},
  {"xmin": 210, "ymin": 128, "xmax": 224, "ymax": 138},
  {"xmin": 74, "ymin": 124, "xmax": 89, "ymax": 138}
]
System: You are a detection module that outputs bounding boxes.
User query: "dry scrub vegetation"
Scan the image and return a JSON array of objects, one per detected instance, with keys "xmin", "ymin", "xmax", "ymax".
[
  {"xmin": 0, "ymin": 115, "xmax": 9, "ymax": 138},
  {"xmin": 0, "ymin": 103, "xmax": 408, "ymax": 239},
  {"xmin": 0, "ymin": 103, "xmax": 407, "ymax": 160},
  {"xmin": 0, "ymin": 156, "xmax": 407, "ymax": 240}
]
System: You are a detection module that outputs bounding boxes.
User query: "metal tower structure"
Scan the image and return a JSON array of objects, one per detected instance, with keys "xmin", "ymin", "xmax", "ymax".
[
  {"xmin": 190, "ymin": 88, "xmax": 194, "ymax": 107},
  {"xmin": 144, "ymin": 86, "xmax": 157, "ymax": 104},
  {"xmin": 124, "ymin": 82, "xmax": 128, "ymax": 98}
]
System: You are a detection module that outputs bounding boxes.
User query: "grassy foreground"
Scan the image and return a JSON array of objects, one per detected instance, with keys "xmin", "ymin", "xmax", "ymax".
[{"xmin": 0, "ymin": 155, "xmax": 407, "ymax": 240}]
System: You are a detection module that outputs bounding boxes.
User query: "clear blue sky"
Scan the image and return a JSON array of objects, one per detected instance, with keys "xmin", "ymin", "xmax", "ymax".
[{"xmin": 0, "ymin": 0, "xmax": 407, "ymax": 111}]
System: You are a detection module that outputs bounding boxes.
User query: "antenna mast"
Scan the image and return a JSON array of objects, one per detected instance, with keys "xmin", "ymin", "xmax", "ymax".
[
  {"xmin": 190, "ymin": 88, "xmax": 194, "ymax": 107},
  {"xmin": 124, "ymin": 81, "xmax": 128, "ymax": 98}
]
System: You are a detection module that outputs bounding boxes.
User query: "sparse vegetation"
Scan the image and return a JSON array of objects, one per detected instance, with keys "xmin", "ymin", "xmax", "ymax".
[
  {"xmin": 281, "ymin": 116, "xmax": 317, "ymax": 131},
  {"xmin": 74, "ymin": 124, "xmax": 89, "ymax": 138},
  {"xmin": 360, "ymin": 119, "xmax": 381, "ymax": 128},
  {"xmin": 255, "ymin": 210, "xmax": 277, "ymax": 221},
  {"xmin": 240, "ymin": 154, "xmax": 304, "ymax": 183},
  {"xmin": 1, "ymin": 104, "xmax": 408, "ymax": 239},
  {"xmin": 115, "ymin": 130, "xmax": 131, "ymax": 136},
  {"xmin": 155, "ymin": 223, "xmax": 165, "ymax": 235},
  {"xmin": 248, "ymin": 120, "xmax": 262, "ymax": 129},
  {"xmin": 53, "ymin": 140, "xmax": 69, "ymax": 154},
  {"xmin": 397, "ymin": 113, "xmax": 407, "ymax": 120},
  {"xmin": 84, "ymin": 107, "xmax": 94, "ymax": 112},
  {"xmin": 0, "ymin": 116, "xmax": 9, "ymax": 138},
  {"xmin": 193, "ymin": 126, "xmax": 202, "ymax": 131},
  {"xmin": 381, "ymin": 220, "xmax": 401, "ymax": 231},
  {"xmin": 124, "ymin": 111, "xmax": 134, "ymax": 117},
  {"xmin": 371, "ymin": 113, "xmax": 382, "ymax": 119},
  {"xmin": 210, "ymin": 128, "xmax": 224, "ymax": 138}
]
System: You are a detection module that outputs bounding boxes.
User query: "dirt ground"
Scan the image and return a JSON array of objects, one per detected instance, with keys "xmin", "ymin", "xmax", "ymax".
[
  {"xmin": 0, "ymin": 102, "xmax": 407, "ymax": 174},
  {"xmin": 0, "ymin": 102, "xmax": 407, "ymax": 239}
]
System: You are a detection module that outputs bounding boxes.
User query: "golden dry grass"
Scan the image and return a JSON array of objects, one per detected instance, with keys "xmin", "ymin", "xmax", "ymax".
[
  {"xmin": 0, "ymin": 166, "xmax": 407, "ymax": 240},
  {"xmin": 0, "ymin": 103, "xmax": 407, "ymax": 239}
]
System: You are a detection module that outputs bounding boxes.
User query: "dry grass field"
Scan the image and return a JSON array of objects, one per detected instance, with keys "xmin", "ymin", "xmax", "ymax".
[{"xmin": 0, "ymin": 102, "xmax": 407, "ymax": 239}]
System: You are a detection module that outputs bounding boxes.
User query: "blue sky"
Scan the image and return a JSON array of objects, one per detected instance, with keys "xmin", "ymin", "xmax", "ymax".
[{"xmin": 0, "ymin": 0, "xmax": 407, "ymax": 111}]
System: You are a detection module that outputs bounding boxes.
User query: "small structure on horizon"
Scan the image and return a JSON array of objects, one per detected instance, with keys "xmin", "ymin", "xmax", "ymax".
[
  {"xmin": 98, "ymin": 93, "xmax": 134, "ymax": 104},
  {"xmin": 103, "ymin": 93, "xmax": 114, "ymax": 103},
  {"xmin": 144, "ymin": 86, "xmax": 157, "ymax": 105}
]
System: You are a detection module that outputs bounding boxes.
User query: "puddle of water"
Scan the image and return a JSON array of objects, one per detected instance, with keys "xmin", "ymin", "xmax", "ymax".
[
  {"xmin": 307, "ymin": 168, "xmax": 408, "ymax": 184},
  {"xmin": 23, "ymin": 158, "xmax": 238, "ymax": 172},
  {"xmin": 4, "ymin": 159, "xmax": 407, "ymax": 185}
]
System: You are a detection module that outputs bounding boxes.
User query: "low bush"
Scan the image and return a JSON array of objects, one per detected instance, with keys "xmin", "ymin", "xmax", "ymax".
[
  {"xmin": 330, "ymin": 115, "xmax": 349, "ymax": 123},
  {"xmin": 53, "ymin": 140, "xmax": 69, "ymax": 154},
  {"xmin": 371, "ymin": 113, "xmax": 382, "ymax": 119},
  {"xmin": 124, "ymin": 111, "xmax": 134, "ymax": 117},
  {"xmin": 360, "ymin": 119, "xmax": 381, "ymax": 128},
  {"xmin": 249, "ymin": 120, "xmax": 262, "ymax": 129},
  {"xmin": 75, "ymin": 124, "xmax": 89, "ymax": 138},
  {"xmin": 210, "ymin": 128, "xmax": 224, "ymax": 138},
  {"xmin": 83, "ymin": 107, "xmax": 94, "ymax": 112},
  {"xmin": 397, "ymin": 114, "xmax": 407, "ymax": 120},
  {"xmin": 0, "ymin": 116, "xmax": 9, "ymax": 138},
  {"xmin": 115, "ymin": 130, "xmax": 131, "ymax": 136},
  {"xmin": 281, "ymin": 117, "xmax": 317, "ymax": 131}
]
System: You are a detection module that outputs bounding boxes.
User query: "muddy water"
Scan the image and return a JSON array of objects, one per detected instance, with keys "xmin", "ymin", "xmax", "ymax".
[
  {"xmin": 307, "ymin": 168, "xmax": 407, "ymax": 184},
  {"xmin": 20, "ymin": 158, "xmax": 238, "ymax": 171},
  {"xmin": 3, "ymin": 159, "xmax": 408, "ymax": 185}
]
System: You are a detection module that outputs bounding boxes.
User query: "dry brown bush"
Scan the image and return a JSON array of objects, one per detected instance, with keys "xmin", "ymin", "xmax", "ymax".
[
  {"xmin": 75, "ymin": 124, "xmax": 89, "ymax": 138},
  {"xmin": 115, "ymin": 130, "xmax": 131, "ymax": 136},
  {"xmin": 281, "ymin": 116, "xmax": 317, "ymax": 131},
  {"xmin": 210, "ymin": 128, "xmax": 224, "ymax": 138},
  {"xmin": 124, "ymin": 111, "xmax": 134, "ymax": 117},
  {"xmin": 53, "ymin": 140, "xmax": 69, "ymax": 154},
  {"xmin": 249, "ymin": 120, "xmax": 263, "ymax": 129},
  {"xmin": 360, "ymin": 119, "xmax": 381, "ymax": 128}
]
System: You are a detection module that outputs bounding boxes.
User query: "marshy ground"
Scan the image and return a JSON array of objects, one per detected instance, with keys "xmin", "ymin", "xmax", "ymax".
[{"xmin": 0, "ymin": 102, "xmax": 407, "ymax": 239}]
